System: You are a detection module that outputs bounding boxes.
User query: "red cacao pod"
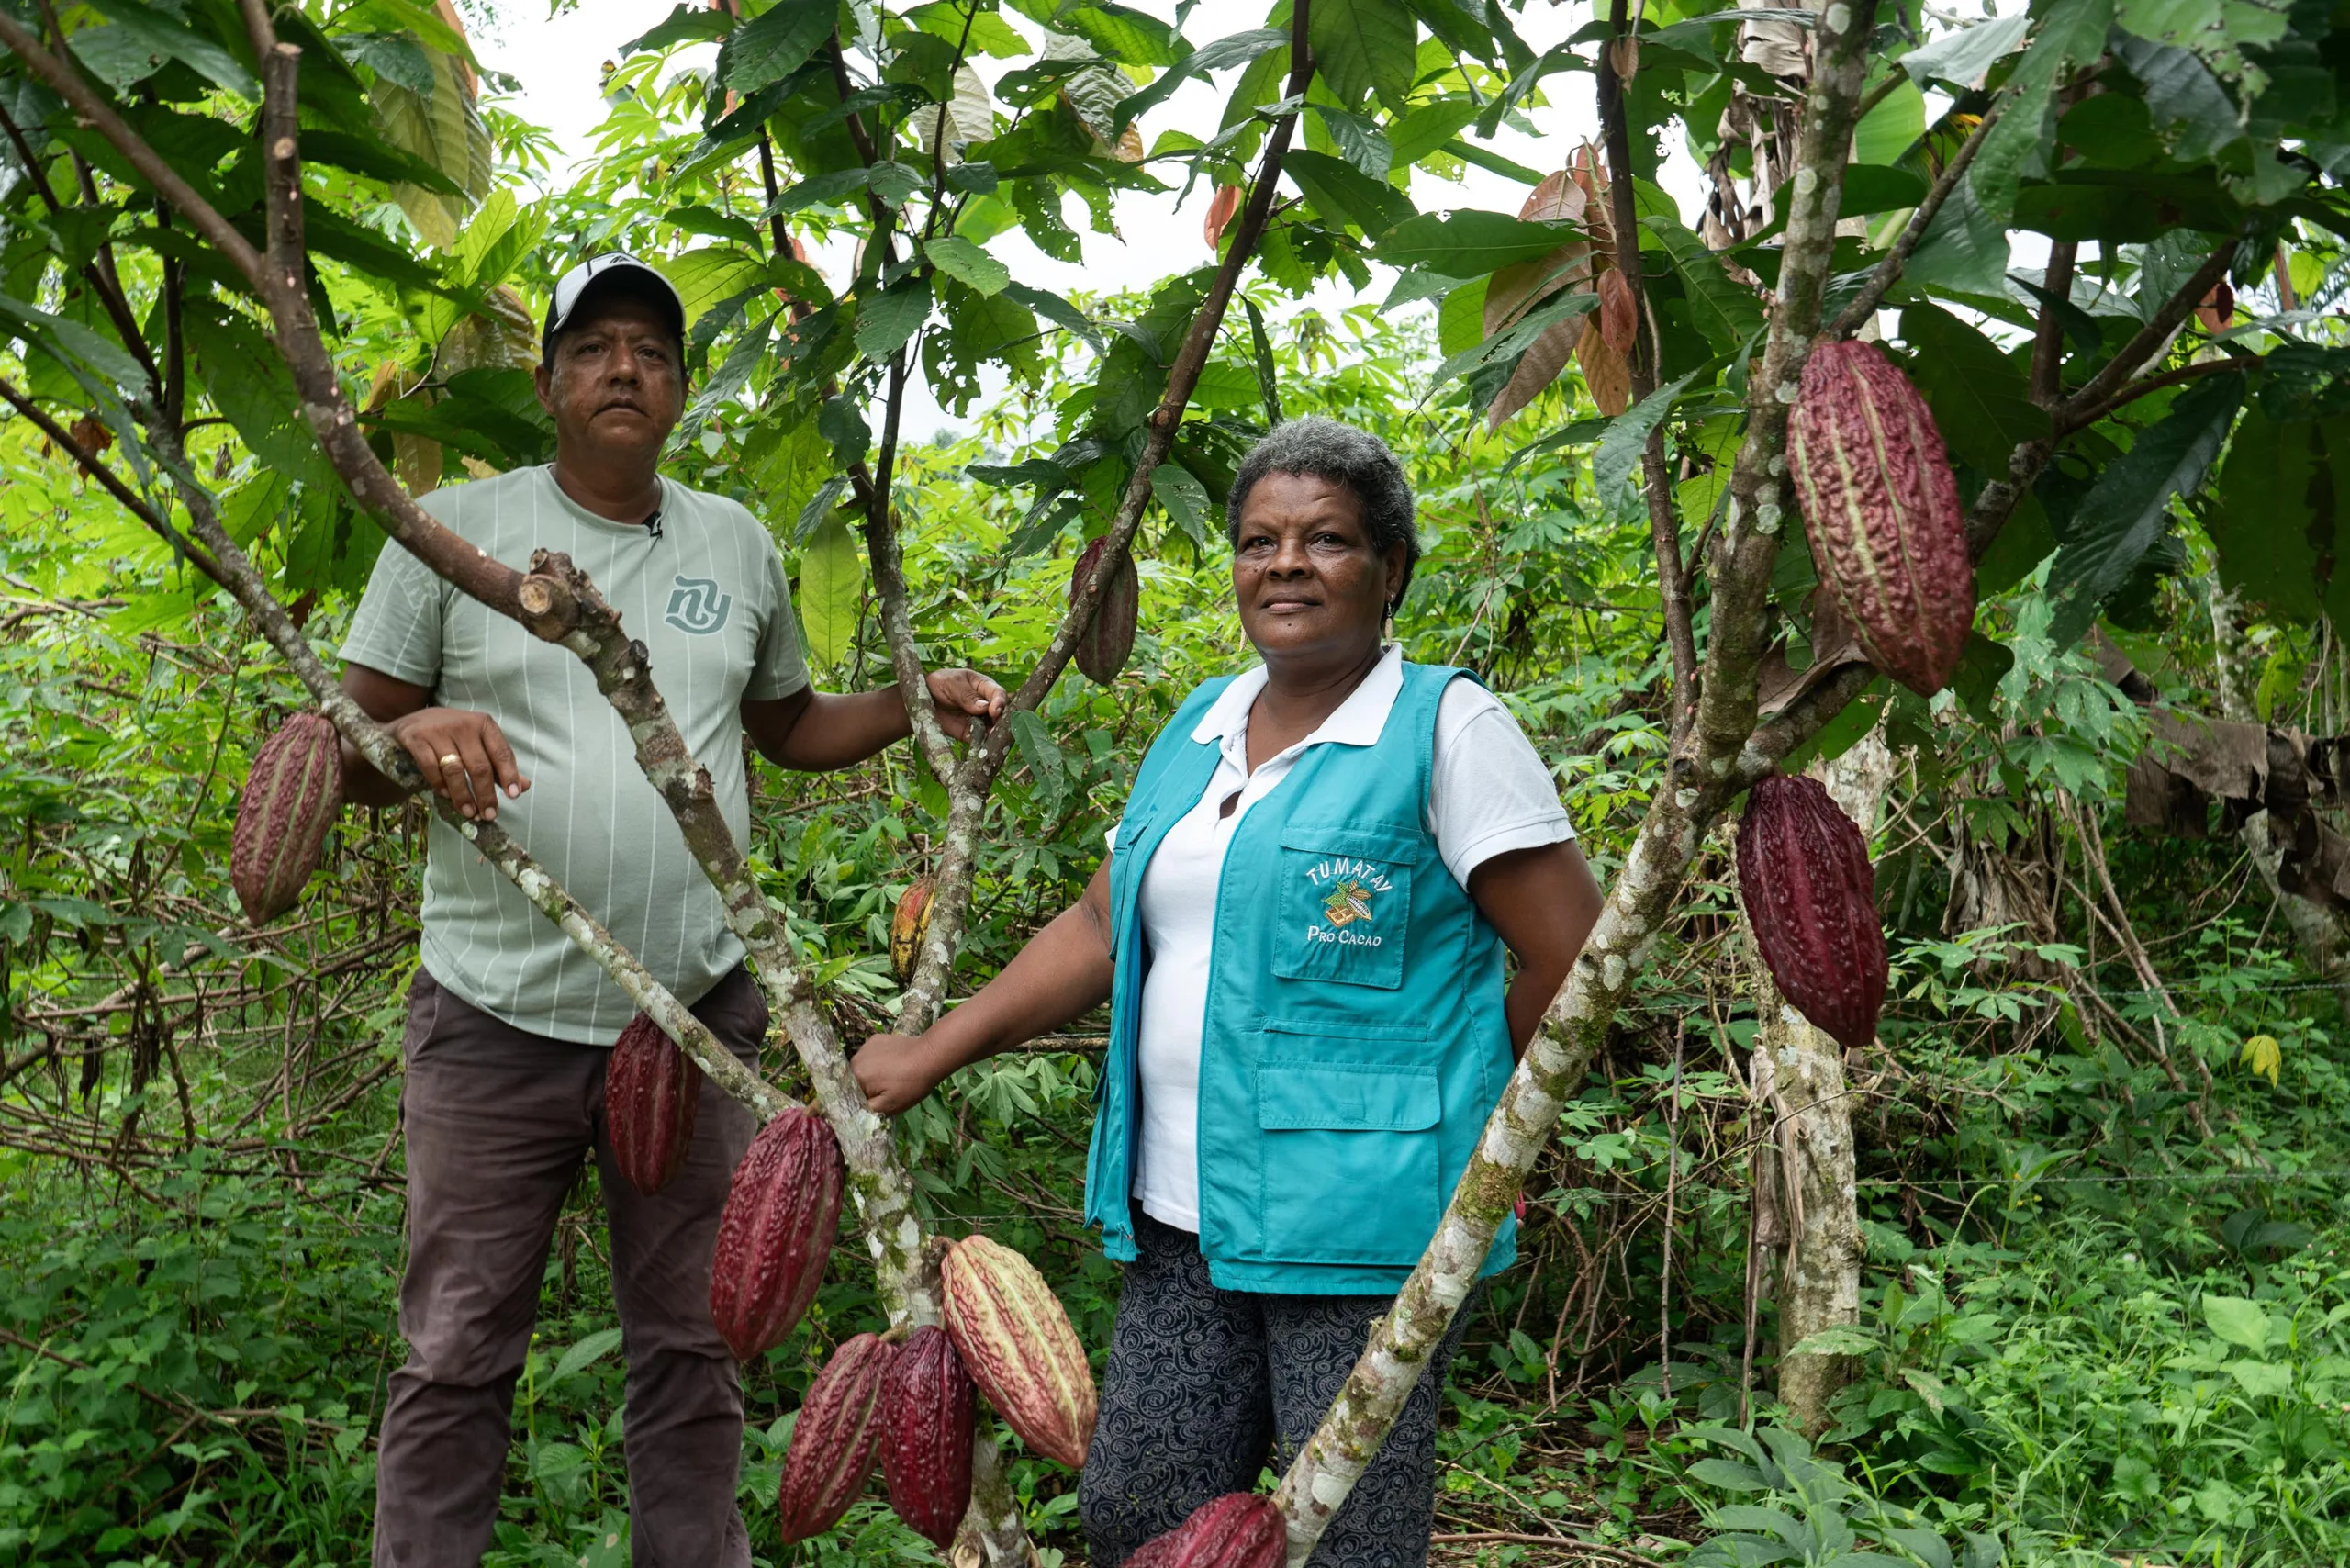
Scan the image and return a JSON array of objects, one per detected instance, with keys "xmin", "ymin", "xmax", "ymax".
[
  {"xmin": 880, "ymin": 1324, "xmax": 975, "ymax": 1548},
  {"xmin": 777, "ymin": 1332, "xmax": 896, "ymax": 1543},
  {"xmin": 1125, "ymin": 1493, "xmax": 1285, "ymax": 1568},
  {"xmin": 1070, "ymin": 535, "xmax": 1139, "ymax": 685},
  {"xmin": 1737, "ymin": 773, "xmax": 1886, "ymax": 1052},
  {"xmin": 890, "ymin": 878, "xmax": 934, "ymax": 986},
  {"xmin": 940, "ymin": 1234, "xmax": 1097, "ymax": 1468},
  {"xmin": 232, "ymin": 711, "xmax": 343, "ymax": 924},
  {"xmin": 1786, "ymin": 339, "xmax": 1973, "ymax": 697},
  {"xmin": 605, "ymin": 1014, "xmax": 701, "ymax": 1195},
  {"xmin": 709, "ymin": 1106, "xmax": 845, "ymax": 1361}
]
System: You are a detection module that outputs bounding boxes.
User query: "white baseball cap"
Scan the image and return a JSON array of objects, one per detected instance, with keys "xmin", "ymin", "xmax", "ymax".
[{"xmin": 541, "ymin": 252, "xmax": 687, "ymax": 352}]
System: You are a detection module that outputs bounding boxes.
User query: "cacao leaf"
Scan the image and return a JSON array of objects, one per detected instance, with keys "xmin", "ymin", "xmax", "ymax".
[
  {"xmin": 1377, "ymin": 211, "xmax": 1583, "ymax": 274},
  {"xmin": 1113, "ymin": 27, "xmax": 1286, "ymax": 134},
  {"xmin": 1308, "ymin": 0, "xmax": 1418, "ymax": 113},
  {"xmin": 1897, "ymin": 304, "xmax": 2050, "ymax": 474},
  {"xmin": 799, "ymin": 513, "xmax": 865, "ymax": 667},
  {"xmin": 2209, "ymin": 407, "xmax": 2350, "ymax": 625},
  {"xmin": 717, "ymin": 0, "xmax": 834, "ymax": 91},
  {"xmin": 2049, "ymin": 371, "xmax": 2245, "ymax": 646}
]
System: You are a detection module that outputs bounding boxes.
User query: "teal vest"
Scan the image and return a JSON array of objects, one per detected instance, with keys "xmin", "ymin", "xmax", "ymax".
[{"xmin": 1085, "ymin": 661, "xmax": 1521, "ymax": 1294}]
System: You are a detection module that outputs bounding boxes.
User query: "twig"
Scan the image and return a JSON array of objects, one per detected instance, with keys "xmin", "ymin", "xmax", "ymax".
[{"xmin": 1825, "ymin": 95, "xmax": 2004, "ymax": 340}]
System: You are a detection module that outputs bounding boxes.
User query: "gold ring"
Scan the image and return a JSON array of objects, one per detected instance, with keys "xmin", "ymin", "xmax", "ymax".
[{"xmin": 437, "ymin": 754, "xmax": 462, "ymax": 768}]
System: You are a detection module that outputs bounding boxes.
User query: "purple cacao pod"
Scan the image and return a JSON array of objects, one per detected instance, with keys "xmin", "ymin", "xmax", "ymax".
[
  {"xmin": 605, "ymin": 1013, "xmax": 701, "ymax": 1195},
  {"xmin": 1737, "ymin": 773, "xmax": 1887, "ymax": 1052},
  {"xmin": 1070, "ymin": 535, "xmax": 1139, "ymax": 685},
  {"xmin": 1787, "ymin": 339, "xmax": 1974, "ymax": 696},
  {"xmin": 1125, "ymin": 1493, "xmax": 1286, "ymax": 1568},
  {"xmin": 708, "ymin": 1106, "xmax": 844, "ymax": 1361},
  {"xmin": 777, "ymin": 1332, "xmax": 896, "ymax": 1543},
  {"xmin": 880, "ymin": 1324, "xmax": 975, "ymax": 1548},
  {"xmin": 231, "ymin": 711, "xmax": 344, "ymax": 924}
]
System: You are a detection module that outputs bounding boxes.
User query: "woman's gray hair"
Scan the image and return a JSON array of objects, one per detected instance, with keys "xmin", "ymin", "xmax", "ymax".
[{"xmin": 1226, "ymin": 416, "xmax": 1422, "ymax": 603}]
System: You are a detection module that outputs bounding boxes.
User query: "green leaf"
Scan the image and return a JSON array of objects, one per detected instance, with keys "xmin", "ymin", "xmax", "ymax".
[
  {"xmin": 2227, "ymin": 1358, "xmax": 2295, "ymax": 1398},
  {"xmin": 1852, "ymin": 78, "xmax": 1927, "ymax": 167},
  {"xmin": 1112, "ymin": 26, "xmax": 1286, "ymax": 133},
  {"xmin": 1897, "ymin": 303, "xmax": 2051, "ymax": 472},
  {"xmin": 666, "ymin": 248, "xmax": 769, "ymax": 331},
  {"xmin": 1969, "ymin": 0, "xmax": 2116, "ymax": 223},
  {"xmin": 2204, "ymin": 1294, "xmax": 2271, "ymax": 1353},
  {"xmin": 370, "ymin": 49, "xmax": 492, "ymax": 251},
  {"xmin": 2210, "ymin": 408, "xmax": 2350, "ymax": 625},
  {"xmin": 924, "ymin": 235, "xmax": 1012, "ymax": 297},
  {"xmin": 1900, "ymin": 15, "xmax": 2031, "ymax": 86},
  {"xmin": 1389, "ymin": 97, "xmax": 1482, "ymax": 167},
  {"xmin": 798, "ymin": 512, "xmax": 864, "ymax": 666},
  {"xmin": 1282, "ymin": 149, "xmax": 1415, "ymax": 239},
  {"xmin": 2050, "ymin": 371, "xmax": 2244, "ymax": 645},
  {"xmin": 622, "ymin": 3, "xmax": 739, "ymax": 54},
  {"xmin": 1152, "ymin": 463, "xmax": 1212, "ymax": 547},
  {"xmin": 1245, "ymin": 297, "xmax": 1282, "ymax": 427},
  {"xmin": 1644, "ymin": 216, "xmax": 1764, "ymax": 352},
  {"xmin": 718, "ymin": 0, "xmax": 836, "ymax": 92},
  {"xmin": 1309, "ymin": 0, "xmax": 1419, "ymax": 114},
  {"xmin": 1900, "ymin": 175, "xmax": 2010, "ymax": 296},
  {"xmin": 1685, "ymin": 1458, "xmax": 1772, "ymax": 1492},
  {"xmin": 549, "ymin": 1327, "xmax": 625, "ymax": 1384},
  {"xmin": 1003, "ymin": 282, "xmax": 1102, "ymax": 351},
  {"xmin": 1376, "ymin": 211, "xmax": 1580, "ymax": 274},
  {"xmin": 85, "ymin": 0, "xmax": 256, "ymax": 96},
  {"xmin": 182, "ymin": 299, "xmax": 333, "ymax": 490},
  {"xmin": 1595, "ymin": 369, "xmax": 1704, "ymax": 498}
]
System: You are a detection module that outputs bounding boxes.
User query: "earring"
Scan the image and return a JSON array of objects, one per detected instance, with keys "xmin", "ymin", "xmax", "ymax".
[{"xmin": 1382, "ymin": 597, "xmax": 1397, "ymax": 640}]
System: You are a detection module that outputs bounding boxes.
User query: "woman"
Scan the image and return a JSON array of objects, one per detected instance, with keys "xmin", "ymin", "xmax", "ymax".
[{"xmin": 854, "ymin": 417, "xmax": 1603, "ymax": 1565}]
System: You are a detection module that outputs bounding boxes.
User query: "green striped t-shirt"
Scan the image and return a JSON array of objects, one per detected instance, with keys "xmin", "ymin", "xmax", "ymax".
[{"xmin": 341, "ymin": 465, "xmax": 810, "ymax": 1044}]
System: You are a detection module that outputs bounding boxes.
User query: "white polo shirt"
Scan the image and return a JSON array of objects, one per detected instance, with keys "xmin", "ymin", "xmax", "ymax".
[{"xmin": 1104, "ymin": 647, "xmax": 1575, "ymax": 1231}]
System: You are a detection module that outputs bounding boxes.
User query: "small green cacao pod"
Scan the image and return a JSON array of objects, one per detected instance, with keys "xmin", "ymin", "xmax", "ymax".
[
  {"xmin": 1070, "ymin": 535, "xmax": 1139, "ymax": 685},
  {"xmin": 1787, "ymin": 339, "xmax": 1974, "ymax": 696},
  {"xmin": 605, "ymin": 1014, "xmax": 701, "ymax": 1196},
  {"xmin": 941, "ymin": 1234, "xmax": 1097, "ymax": 1468},
  {"xmin": 777, "ymin": 1332, "xmax": 896, "ymax": 1543},
  {"xmin": 880, "ymin": 1324, "xmax": 975, "ymax": 1549},
  {"xmin": 709, "ymin": 1106, "xmax": 844, "ymax": 1361},
  {"xmin": 231, "ymin": 711, "xmax": 343, "ymax": 924},
  {"xmin": 1737, "ymin": 773, "xmax": 1886, "ymax": 1052},
  {"xmin": 1125, "ymin": 1493, "xmax": 1285, "ymax": 1568}
]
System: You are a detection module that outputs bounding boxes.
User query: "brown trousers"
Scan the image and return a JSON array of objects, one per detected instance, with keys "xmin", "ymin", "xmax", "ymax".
[{"xmin": 373, "ymin": 966, "xmax": 767, "ymax": 1568}]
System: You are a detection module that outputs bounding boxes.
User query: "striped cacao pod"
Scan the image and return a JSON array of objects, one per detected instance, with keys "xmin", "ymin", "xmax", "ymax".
[
  {"xmin": 1737, "ymin": 773, "xmax": 1886, "ymax": 1052},
  {"xmin": 605, "ymin": 1014, "xmax": 701, "ymax": 1195},
  {"xmin": 231, "ymin": 711, "xmax": 343, "ymax": 924},
  {"xmin": 777, "ymin": 1332, "xmax": 896, "ymax": 1543},
  {"xmin": 880, "ymin": 1324, "xmax": 975, "ymax": 1548},
  {"xmin": 940, "ymin": 1234, "xmax": 1097, "ymax": 1468},
  {"xmin": 890, "ymin": 878, "xmax": 934, "ymax": 986},
  {"xmin": 1070, "ymin": 535, "xmax": 1138, "ymax": 685},
  {"xmin": 1786, "ymin": 339, "xmax": 1973, "ymax": 697},
  {"xmin": 1125, "ymin": 1493, "xmax": 1285, "ymax": 1568},
  {"xmin": 709, "ymin": 1106, "xmax": 845, "ymax": 1361}
]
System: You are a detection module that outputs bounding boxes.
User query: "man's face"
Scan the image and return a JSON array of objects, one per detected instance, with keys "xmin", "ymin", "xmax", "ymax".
[{"xmin": 534, "ymin": 295, "xmax": 686, "ymax": 464}]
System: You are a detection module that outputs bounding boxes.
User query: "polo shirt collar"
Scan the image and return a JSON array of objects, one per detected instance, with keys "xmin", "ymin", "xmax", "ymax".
[{"xmin": 1189, "ymin": 644, "xmax": 1405, "ymax": 752}]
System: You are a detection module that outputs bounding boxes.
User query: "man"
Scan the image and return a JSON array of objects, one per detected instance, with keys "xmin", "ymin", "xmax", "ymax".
[{"xmin": 341, "ymin": 252, "xmax": 1004, "ymax": 1566}]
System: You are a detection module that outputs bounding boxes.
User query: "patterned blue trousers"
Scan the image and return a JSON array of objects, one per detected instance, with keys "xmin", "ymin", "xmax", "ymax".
[{"xmin": 1077, "ymin": 1212, "xmax": 1474, "ymax": 1567}]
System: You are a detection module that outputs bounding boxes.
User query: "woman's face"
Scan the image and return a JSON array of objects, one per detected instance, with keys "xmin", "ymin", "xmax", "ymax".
[{"xmin": 1231, "ymin": 472, "xmax": 1404, "ymax": 671}]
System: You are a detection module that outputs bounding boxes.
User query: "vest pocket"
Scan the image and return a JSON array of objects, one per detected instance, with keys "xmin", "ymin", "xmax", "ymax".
[
  {"xmin": 1251, "ymin": 1060, "xmax": 1440, "ymax": 1265},
  {"xmin": 1271, "ymin": 824, "xmax": 1411, "ymax": 991}
]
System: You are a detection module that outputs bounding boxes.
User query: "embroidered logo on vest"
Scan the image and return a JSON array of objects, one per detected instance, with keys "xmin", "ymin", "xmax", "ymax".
[
  {"xmin": 664, "ymin": 575, "xmax": 733, "ymax": 634},
  {"xmin": 1304, "ymin": 858, "xmax": 1390, "ymax": 948}
]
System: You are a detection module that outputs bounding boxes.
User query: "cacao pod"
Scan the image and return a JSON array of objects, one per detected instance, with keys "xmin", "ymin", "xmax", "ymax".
[
  {"xmin": 879, "ymin": 1324, "xmax": 975, "ymax": 1548},
  {"xmin": 232, "ymin": 711, "xmax": 344, "ymax": 924},
  {"xmin": 604, "ymin": 1013, "xmax": 701, "ymax": 1195},
  {"xmin": 940, "ymin": 1234, "xmax": 1096, "ymax": 1468},
  {"xmin": 1786, "ymin": 339, "xmax": 1973, "ymax": 697},
  {"xmin": 777, "ymin": 1332, "xmax": 896, "ymax": 1542},
  {"xmin": 890, "ymin": 878, "xmax": 934, "ymax": 986},
  {"xmin": 1070, "ymin": 535, "xmax": 1139, "ymax": 685},
  {"xmin": 1125, "ymin": 1493, "xmax": 1285, "ymax": 1568},
  {"xmin": 709, "ymin": 1105, "xmax": 845, "ymax": 1361},
  {"xmin": 1737, "ymin": 773, "xmax": 1886, "ymax": 1052}
]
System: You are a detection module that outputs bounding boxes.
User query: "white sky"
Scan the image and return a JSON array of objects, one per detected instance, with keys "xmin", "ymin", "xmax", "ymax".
[{"xmin": 471, "ymin": 0, "xmax": 1670, "ymax": 439}]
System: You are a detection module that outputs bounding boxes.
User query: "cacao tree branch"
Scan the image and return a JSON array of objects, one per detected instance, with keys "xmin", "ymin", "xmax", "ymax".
[
  {"xmin": 2058, "ymin": 354, "xmax": 2261, "ymax": 436},
  {"xmin": 890, "ymin": 5, "xmax": 1315, "ymax": 1035},
  {"xmin": 2030, "ymin": 241, "xmax": 2079, "ymax": 406},
  {"xmin": 2060, "ymin": 242, "xmax": 2239, "ymax": 420},
  {"xmin": 1823, "ymin": 92, "xmax": 2005, "ymax": 341},
  {"xmin": 1270, "ymin": 3, "xmax": 1885, "ymax": 1554}
]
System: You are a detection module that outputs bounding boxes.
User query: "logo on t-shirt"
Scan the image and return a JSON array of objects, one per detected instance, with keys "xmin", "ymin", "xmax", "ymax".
[
  {"xmin": 1304, "ymin": 857, "xmax": 1390, "ymax": 949},
  {"xmin": 665, "ymin": 576, "xmax": 733, "ymax": 634}
]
